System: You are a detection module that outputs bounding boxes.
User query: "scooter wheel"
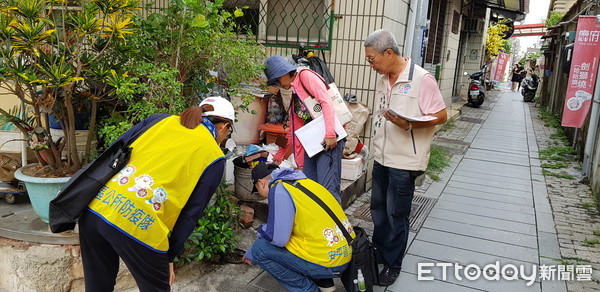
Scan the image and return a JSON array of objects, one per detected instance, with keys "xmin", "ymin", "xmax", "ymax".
[
  {"xmin": 523, "ymin": 93, "xmax": 534, "ymax": 102},
  {"xmin": 476, "ymin": 93, "xmax": 484, "ymax": 106},
  {"xmin": 4, "ymin": 193, "xmax": 16, "ymax": 204}
]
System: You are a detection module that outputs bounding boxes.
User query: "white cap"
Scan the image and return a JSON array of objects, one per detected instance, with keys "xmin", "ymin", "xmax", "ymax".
[{"xmin": 199, "ymin": 96, "xmax": 235, "ymax": 121}]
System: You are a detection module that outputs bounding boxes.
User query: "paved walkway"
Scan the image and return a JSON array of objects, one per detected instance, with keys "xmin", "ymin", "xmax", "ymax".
[{"xmin": 381, "ymin": 88, "xmax": 566, "ymax": 291}]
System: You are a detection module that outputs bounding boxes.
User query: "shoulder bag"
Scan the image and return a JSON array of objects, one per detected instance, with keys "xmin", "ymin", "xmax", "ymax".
[
  {"xmin": 297, "ymin": 69, "xmax": 353, "ymax": 125},
  {"xmin": 49, "ymin": 117, "xmax": 164, "ymax": 233}
]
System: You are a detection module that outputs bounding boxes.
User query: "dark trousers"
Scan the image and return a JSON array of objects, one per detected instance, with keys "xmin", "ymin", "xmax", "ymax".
[
  {"xmin": 303, "ymin": 138, "xmax": 345, "ymax": 204},
  {"xmin": 370, "ymin": 161, "xmax": 418, "ymax": 270},
  {"xmin": 79, "ymin": 211, "xmax": 170, "ymax": 292}
]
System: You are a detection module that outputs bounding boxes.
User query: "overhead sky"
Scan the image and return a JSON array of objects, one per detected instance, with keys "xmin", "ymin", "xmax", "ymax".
[{"xmin": 517, "ymin": 0, "xmax": 551, "ymax": 54}]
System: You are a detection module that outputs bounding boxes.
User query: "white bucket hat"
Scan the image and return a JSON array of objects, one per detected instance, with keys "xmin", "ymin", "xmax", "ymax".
[{"xmin": 199, "ymin": 96, "xmax": 235, "ymax": 121}]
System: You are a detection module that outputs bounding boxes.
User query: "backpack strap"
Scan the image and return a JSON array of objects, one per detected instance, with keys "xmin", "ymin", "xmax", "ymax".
[{"xmin": 282, "ymin": 180, "xmax": 354, "ymax": 244}]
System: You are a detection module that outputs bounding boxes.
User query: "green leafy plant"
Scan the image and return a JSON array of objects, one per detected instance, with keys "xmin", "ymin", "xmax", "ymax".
[
  {"xmin": 542, "ymin": 169, "xmax": 574, "ymax": 180},
  {"xmin": 426, "ymin": 146, "xmax": 451, "ymax": 181},
  {"xmin": 546, "ymin": 11, "xmax": 565, "ymax": 27},
  {"xmin": 176, "ymin": 183, "xmax": 241, "ymax": 264},
  {"xmin": 541, "ymin": 162, "xmax": 568, "ymax": 169},
  {"xmin": 0, "ymin": 0, "xmax": 139, "ymax": 173},
  {"xmin": 582, "ymin": 239, "xmax": 600, "ymax": 247}
]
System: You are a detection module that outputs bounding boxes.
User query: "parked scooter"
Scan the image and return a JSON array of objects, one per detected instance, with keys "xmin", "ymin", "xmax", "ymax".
[
  {"xmin": 521, "ymin": 73, "xmax": 539, "ymax": 102},
  {"xmin": 464, "ymin": 70, "xmax": 485, "ymax": 108}
]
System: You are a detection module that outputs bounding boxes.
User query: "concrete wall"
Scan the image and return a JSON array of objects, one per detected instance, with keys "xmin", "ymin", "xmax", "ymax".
[
  {"xmin": 437, "ymin": 0, "xmax": 462, "ymax": 106},
  {"xmin": 0, "ymin": 238, "xmax": 136, "ymax": 292}
]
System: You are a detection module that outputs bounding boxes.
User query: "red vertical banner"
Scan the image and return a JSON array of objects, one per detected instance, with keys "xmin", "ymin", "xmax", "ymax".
[
  {"xmin": 493, "ymin": 52, "xmax": 510, "ymax": 82},
  {"xmin": 562, "ymin": 16, "xmax": 600, "ymax": 128}
]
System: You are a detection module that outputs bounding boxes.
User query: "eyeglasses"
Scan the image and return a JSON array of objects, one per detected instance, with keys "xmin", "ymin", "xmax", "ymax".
[
  {"xmin": 227, "ymin": 122, "xmax": 234, "ymax": 134},
  {"xmin": 366, "ymin": 52, "xmax": 384, "ymax": 64}
]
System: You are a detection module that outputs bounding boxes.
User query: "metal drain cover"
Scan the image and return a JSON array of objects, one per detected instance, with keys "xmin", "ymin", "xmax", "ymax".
[{"xmin": 353, "ymin": 195, "xmax": 437, "ymax": 232}]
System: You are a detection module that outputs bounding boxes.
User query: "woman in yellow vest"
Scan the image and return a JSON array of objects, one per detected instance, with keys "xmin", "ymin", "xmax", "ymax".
[{"xmin": 79, "ymin": 96, "xmax": 234, "ymax": 292}]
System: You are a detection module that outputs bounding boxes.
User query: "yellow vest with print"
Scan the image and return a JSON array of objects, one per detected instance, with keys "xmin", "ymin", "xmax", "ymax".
[
  {"xmin": 281, "ymin": 179, "xmax": 354, "ymax": 267},
  {"xmin": 88, "ymin": 116, "xmax": 224, "ymax": 252}
]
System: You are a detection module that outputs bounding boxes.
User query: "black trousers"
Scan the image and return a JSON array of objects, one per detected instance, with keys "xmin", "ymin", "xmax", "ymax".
[{"xmin": 79, "ymin": 211, "xmax": 170, "ymax": 292}]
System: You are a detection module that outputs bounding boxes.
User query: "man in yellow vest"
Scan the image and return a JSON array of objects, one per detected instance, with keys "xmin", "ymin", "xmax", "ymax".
[
  {"xmin": 364, "ymin": 29, "xmax": 447, "ymax": 286},
  {"xmin": 242, "ymin": 162, "xmax": 353, "ymax": 291},
  {"xmin": 79, "ymin": 97, "xmax": 235, "ymax": 291}
]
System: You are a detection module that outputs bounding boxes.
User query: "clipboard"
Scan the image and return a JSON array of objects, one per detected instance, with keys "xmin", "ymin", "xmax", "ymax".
[{"xmin": 294, "ymin": 115, "xmax": 347, "ymax": 158}]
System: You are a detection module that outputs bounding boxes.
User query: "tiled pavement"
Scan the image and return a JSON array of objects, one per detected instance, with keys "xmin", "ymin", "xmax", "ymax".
[{"xmin": 346, "ymin": 87, "xmax": 567, "ymax": 292}]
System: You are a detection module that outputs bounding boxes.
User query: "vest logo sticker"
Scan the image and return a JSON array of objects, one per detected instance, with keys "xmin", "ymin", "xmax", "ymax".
[
  {"xmin": 113, "ymin": 164, "xmax": 136, "ymax": 185},
  {"xmin": 146, "ymin": 187, "xmax": 168, "ymax": 211},
  {"xmin": 322, "ymin": 219, "xmax": 354, "ymax": 246},
  {"xmin": 399, "ymin": 83, "xmax": 412, "ymax": 94},
  {"xmin": 128, "ymin": 174, "xmax": 155, "ymax": 198}
]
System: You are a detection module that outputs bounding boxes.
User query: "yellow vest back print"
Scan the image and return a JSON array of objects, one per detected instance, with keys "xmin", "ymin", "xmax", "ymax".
[
  {"xmin": 88, "ymin": 116, "xmax": 224, "ymax": 252},
  {"xmin": 281, "ymin": 179, "xmax": 354, "ymax": 267}
]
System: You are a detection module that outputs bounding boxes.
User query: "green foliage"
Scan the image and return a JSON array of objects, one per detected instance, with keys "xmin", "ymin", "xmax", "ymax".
[
  {"xmin": 546, "ymin": 11, "xmax": 565, "ymax": 27},
  {"xmin": 542, "ymin": 169, "xmax": 574, "ymax": 180},
  {"xmin": 96, "ymin": 0, "xmax": 266, "ymax": 139},
  {"xmin": 583, "ymin": 239, "xmax": 600, "ymax": 247},
  {"xmin": 176, "ymin": 183, "xmax": 241, "ymax": 264},
  {"xmin": 438, "ymin": 117, "xmax": 456, "ymax": 132},
  {"xmin": 0, "ymin": 0, "xmax": 140, "ymax": 171},
  {"xmin": 501, "ymin": 40, "xmax": 512, "ymax": 54},
  {"xmin": 426, "ymin": 146, "xmax": 451, "ymax": 181},
  {"xmin": 541, "ymin": 162, "xmax": 568, "ymax": 169}
]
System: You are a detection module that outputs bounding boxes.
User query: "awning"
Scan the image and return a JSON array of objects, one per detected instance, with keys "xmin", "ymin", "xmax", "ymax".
[{"xmin": 475, "ymin": 0, "xmax": 529, "ymax": 21}]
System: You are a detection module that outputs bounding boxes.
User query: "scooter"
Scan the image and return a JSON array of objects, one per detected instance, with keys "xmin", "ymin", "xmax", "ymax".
[
  {"xmin": 521, "ymin": 73, "xmax": 539, "ymax": 102},
  {"xmin": 464, "ymin": 70, "xmax": 485, "ymax": 108}
]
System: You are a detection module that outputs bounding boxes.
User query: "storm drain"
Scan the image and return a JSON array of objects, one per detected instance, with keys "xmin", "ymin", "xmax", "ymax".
[
  {"xmin": 432, "ymin": 138, "xmax": 471, "ymax": 155},
  {"xmin": 352, "ymin": 195, "xmax": 437, "ymax": 232}
]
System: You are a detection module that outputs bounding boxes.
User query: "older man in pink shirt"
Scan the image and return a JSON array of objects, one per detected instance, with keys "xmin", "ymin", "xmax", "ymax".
[{"xmin": 364, "ymin": 29, "xmax": 447, "ymax": 286}]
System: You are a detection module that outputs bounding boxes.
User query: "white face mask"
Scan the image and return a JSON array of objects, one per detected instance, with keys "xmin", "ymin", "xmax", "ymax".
[{"xmin": 279, "ymin": 87, "xmax": 293, "ymax": 110}]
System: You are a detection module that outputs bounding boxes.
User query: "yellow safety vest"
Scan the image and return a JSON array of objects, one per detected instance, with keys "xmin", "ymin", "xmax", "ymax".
[
  {"xmin": 89, "ymin": 116, "xmax": 224, "ymax": 252},
  {"xmin": 280, "ymin": 179, "xmax": 353, "ymax": 267}
]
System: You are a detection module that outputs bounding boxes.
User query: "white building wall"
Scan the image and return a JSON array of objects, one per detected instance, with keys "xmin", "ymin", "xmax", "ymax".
[{"xmin": 437, "ymin": 0, "xmax": 462, "ymax": 106}]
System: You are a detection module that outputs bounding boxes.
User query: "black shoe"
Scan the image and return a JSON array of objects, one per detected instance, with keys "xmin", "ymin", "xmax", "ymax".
[
  {"xmin": 313, "ymin": 278, "xmax": 335, "ymax": 291},
  {"xmin": 378, "ymin": 267, "xmax": 400, "ymax": 286}
]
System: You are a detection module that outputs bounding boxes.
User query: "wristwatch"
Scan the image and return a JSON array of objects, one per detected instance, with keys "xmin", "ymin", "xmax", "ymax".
[{"xmin": 405, "ymin": 121, "xmax": 412, "ymax": 131}]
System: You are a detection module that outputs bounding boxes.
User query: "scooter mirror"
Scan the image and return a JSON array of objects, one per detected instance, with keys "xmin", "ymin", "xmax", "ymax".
[{"xmin": 463, "ymin": 72, "xmax": 469, "ymax": 76}]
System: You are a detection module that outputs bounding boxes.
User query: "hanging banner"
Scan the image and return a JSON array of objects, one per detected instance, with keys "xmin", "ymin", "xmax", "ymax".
[
  {"xmin": 492, "ymin": 52, "xmax": 510, "ymax": 82},
  {"xmin": 561, "ymin": 16, "xmax": 600, "ymax": 128}
]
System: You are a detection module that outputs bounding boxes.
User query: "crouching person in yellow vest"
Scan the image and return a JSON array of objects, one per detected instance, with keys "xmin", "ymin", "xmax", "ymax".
[
  {"xmin": 242, "ymin": 162, "xmax": 354, "ymax": 292},
  {"xmin": 79, "ymin": 97, "xmax": 235, "ymax": 292}
]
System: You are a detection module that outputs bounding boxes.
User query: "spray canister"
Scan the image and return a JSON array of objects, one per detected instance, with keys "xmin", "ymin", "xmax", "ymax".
[{"xmin": 357, "ymin": 268, "xmax": 366, "ymax": 291}]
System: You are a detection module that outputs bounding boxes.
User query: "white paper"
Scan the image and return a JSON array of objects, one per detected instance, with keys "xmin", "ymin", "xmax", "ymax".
[
  {"xmin": 294, "ymin": 115, "xmax": 348, "ymax": 158},
  {"xmin": 387, "ymin": 109, "xmax": 437, "ymax": 122}
]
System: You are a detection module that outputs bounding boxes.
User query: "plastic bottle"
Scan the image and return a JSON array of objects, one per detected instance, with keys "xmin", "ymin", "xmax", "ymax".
[{"xmin": 357, "ymin": 268, "xmax": 366, "ymax": 291}]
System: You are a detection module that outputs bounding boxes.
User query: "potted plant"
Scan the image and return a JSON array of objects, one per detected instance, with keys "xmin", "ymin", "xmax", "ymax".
[{"xmin": 0, "ymin": 0, "xmax": 139, "ymax": 222}]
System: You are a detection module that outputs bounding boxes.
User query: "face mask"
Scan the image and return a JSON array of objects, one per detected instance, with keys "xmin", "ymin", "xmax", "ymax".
[{"xmin": 279, "ymin": 87, "xmax": 293, "ymax": 110}]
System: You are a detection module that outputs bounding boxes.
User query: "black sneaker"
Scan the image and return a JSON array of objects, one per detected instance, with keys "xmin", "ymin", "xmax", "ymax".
[
  {"xmin": 313, "ymin": 278, "xmax": 335, "ymax": 292},
  {"xmin": 378, "ymin": 267, "xmax": 401, "ymax": 286}
]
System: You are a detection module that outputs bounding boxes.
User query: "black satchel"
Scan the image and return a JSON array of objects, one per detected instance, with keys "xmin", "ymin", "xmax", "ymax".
[
  {"xmin": 282, "ymin": 180, "xmax": 379, "ymax": 291},
  {"xmin": 49, "ymin": 117, "xmax": 163, "ymax": 233}
]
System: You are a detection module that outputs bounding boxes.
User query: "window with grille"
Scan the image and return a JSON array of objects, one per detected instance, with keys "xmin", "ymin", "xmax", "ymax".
[{"xmin": 224, "ymin": 0, "xmax": 334, "ymax": 50}]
